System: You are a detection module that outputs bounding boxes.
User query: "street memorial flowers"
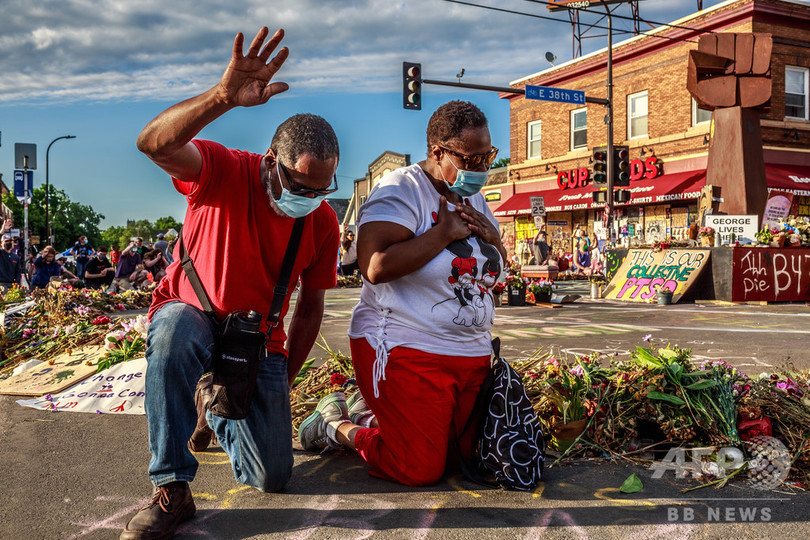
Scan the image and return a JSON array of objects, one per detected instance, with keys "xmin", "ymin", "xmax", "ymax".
[
  {"xmin": 0, "ymin": 286, "xmax": 154, "ymax": 377},
  {"xmin": 289, "ymin": 338, "xmax": 810, "ymax": 489}
]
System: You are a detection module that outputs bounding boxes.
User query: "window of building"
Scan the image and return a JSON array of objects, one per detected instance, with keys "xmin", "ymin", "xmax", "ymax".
[
  {"xmin": 528, "ymin": 120, "xmax": 542, "ymax": 159},
  {"xmin": 691, "ymin": 98, "xmax": 712, "ymax": 126},
  {"xmin": 627, "ymin": 91, "xmax": 648, "ymax": 139},
  {"xmin": 571, "ymin": 108, "xmax": 587, "ymax": 150},
  {"xmin": 786, "ymin": 66, "xmax": 809, "ymax": 120}
]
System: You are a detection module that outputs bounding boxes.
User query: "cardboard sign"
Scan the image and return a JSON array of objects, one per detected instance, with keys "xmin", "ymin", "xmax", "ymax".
[
  {"xmin": 0, "ymin": 345, "xmax": 105, "ymax": 396},
  {"xmin": 16, "ymin": 357, "xmax": 147, "ymax": 415},
  {"xmin": 762, "ymin": 190, "xmax": 794, "ymax": 230},
  {"xmin": 603, "ymin": 249, "xmax": 711, "ymax": 303},
  {"xmin": 732, "ymin": 248, "xmax": 810, "ymax": 302},
  {"xmin": 704, "ymin": 215, "xmax": 758, "ymax": 245}
]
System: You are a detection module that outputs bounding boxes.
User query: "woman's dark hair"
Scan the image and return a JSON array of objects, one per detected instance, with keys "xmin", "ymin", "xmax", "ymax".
[{"xmin": 426, "ymin": 100, "xmax": 488, "ymax": 153}]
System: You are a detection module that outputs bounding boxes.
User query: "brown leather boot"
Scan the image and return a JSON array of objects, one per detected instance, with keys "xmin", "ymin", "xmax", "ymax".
[
  {"xmin": 187, "ymin": 373, "xmax": 214, "ymax": 452},
  {"xmin": 120, "ymin": 481, "xmax": 195, "ymax": 539}
]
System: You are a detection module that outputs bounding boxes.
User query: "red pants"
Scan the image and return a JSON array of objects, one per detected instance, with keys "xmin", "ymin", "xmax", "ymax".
[{"xmin": 350, "ymin": 337, "xmax": 491, "ymax": 486}]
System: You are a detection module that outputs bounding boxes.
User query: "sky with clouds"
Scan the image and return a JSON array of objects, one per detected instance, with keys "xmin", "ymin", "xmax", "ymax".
[{"xmin": 0, "ymin": 0, "xmax": 725, "ymax": 235}]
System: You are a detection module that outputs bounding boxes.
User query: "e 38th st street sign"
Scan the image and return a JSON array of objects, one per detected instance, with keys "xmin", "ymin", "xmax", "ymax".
[{"xmin": 525, "ymin": 85, "xmax": 586, "ymax": 105}]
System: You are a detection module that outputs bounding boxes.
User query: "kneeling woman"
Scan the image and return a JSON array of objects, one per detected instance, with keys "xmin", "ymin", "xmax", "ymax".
[{"xmin": 300, "ymin": 101, "xmax": 506, "ymax": 486}]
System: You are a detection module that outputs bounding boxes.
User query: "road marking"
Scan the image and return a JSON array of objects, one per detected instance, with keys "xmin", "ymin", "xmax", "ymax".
[
  {"xmin": 220, "ymin": 485, "xmax": 250, "ymax": 509},
  {"xmin": 448, "ymin": 475, "xmax": 482, "ymax": 498},
  {"xmin": 594, "ymin": 487, "xmax": 657, "ymax": 508}
]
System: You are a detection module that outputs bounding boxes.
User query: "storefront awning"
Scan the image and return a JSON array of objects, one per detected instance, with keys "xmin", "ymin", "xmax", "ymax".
[
  {"xmin": 492, "ymin": 169, "xmax": 706, "ymax": 217},
  {"xmin": 766, "ymin": 164, "xmax": 810, "ymax": 196}
]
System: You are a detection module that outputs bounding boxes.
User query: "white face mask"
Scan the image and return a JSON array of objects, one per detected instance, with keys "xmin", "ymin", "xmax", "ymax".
[
  {"xmin": 439, "ymin": 153, "xmax": 489, "ymax": 197},
  {"xmin": 270, "ymin": 161, "xmax": 326, "ymax": 218}
]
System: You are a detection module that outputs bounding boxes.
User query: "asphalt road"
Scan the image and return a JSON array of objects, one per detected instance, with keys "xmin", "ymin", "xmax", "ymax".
[{"xmin": 1, "ymin": 285, "xmax": 808, "ymax": 539}]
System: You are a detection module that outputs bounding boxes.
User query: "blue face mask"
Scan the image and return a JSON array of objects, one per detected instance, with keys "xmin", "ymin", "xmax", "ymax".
[
  {"xmin": 441, "ymin": 154, "xmax": 489, "ymax": 197},
  {"xmin": 272, "ymin": 161, "xmax": 326, "ymax": 218}
]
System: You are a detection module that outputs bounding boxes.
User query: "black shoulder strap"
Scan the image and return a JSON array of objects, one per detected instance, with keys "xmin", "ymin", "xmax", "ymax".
[
  {"xmin": 265, "ymin": 217, "xmax": 305, "ymax": 337},
  {"xmin": 179, "ymin": 234, "xmax": 217, "ymax": 319},
  {"xmin": 178, "ymin": 216, "xmax": 306, "ymax": 334}
]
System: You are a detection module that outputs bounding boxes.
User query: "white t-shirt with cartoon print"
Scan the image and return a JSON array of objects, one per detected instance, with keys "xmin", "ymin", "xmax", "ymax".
[{"xmin": 348, "ymin": 164, "xmax": 503, "ymax": 358}]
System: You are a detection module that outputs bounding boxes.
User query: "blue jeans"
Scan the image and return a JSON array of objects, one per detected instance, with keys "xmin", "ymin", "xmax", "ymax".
[
  {"xmin": 145, "ymin": 301, "xmax": 293, "ymax": 492},
  {"xmin": 76, "ymin": 259, "xmax": 88, "ymax": 281}
]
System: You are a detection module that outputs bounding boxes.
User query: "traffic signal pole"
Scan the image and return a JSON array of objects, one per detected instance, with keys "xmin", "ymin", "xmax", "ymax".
[{"xmin": 605, "ymin": 4, "xmax": 616, "ymax": 241}]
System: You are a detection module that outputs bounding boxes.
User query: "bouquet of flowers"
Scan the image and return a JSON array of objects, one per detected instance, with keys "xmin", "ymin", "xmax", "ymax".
[
  {"xmin": 698, "ymin": 226, "xmax": 715, "ymax": 239},
  {"xmin": 528, "ymin": 279, "xmax": 554, "ymax": 296},
  {"xmin": 505, "ymin": 261, "xmax": 525, "ymax": 291}
]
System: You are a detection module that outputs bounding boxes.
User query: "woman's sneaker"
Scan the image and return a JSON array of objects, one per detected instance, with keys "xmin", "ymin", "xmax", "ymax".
[
  {"xmin": 298, "ymin": 392, "xmax": 350, "ymax": 451},
  {"xmin": 346, "ymin": 391, "xmax": 376, "ymax": 428}
]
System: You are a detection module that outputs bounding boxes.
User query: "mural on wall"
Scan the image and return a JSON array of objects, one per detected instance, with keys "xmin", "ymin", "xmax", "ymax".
[
  {"xmin": 603, "ymin": 249, "xmax": 712, "ymax": 303},
  {"xmin": 733, "ymin": 248, "xmax": 810, "ymax": 302}
]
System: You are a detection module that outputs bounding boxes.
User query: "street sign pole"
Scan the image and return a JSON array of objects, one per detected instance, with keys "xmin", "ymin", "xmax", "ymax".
[
  {"xmin": 605, "ymin": 4, "xmax": 616, "ymax": 243},
  {"xmin": 23, "ymin": 159, "xmax": 30, "ymax": 264}
]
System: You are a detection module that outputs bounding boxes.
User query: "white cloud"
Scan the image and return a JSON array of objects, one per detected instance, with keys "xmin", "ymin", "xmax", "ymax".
[{"xmin": 0, "ymin": 0, "xmax": 721, "ymax": 104}]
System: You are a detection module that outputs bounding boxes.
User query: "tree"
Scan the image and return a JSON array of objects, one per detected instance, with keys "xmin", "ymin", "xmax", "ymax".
[
  {"xmin": 154, "ymin": 216, "xmax": 182, "ymax": 233},
  {"xmin": 492, "ymin": 157, "xmax": 511, "ymax": 169},
  {"xmin": 2, "ymin": 185, "xmax": 104, "ymax": 250}
]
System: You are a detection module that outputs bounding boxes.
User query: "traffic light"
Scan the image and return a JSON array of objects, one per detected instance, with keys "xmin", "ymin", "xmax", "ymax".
[
  {"xmin": 615, "ymin": 189, "xmax": 631, "ymax": 203},
  {"xmin": 592, "ymin": 146, "xmax": 608, "ymax": 185},
  {"xmin": 614, "ymin": 145, "xmax": 630, "ymax": 186},
  {"xmin": 403, "ymin": 62, "xmax": 421, "ymax": 110},
  {"xmin": 592, "ymin": 189, "xmax": 607, "ymax": 203}
]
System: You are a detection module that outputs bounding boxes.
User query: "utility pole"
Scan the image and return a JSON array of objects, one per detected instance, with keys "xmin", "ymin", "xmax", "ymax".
[{"xmin": 605, "ymin": 4, "xmax": 616, "ymax": 242}]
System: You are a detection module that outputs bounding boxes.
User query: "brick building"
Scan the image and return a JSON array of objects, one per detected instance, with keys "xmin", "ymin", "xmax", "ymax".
[{"xmin": 484, "ymin": 0, "xmax": 810, "ymax": 263}]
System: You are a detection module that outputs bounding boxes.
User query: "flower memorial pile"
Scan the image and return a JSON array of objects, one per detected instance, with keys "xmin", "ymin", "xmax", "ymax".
[
  {"xmin": 290, "ymin": 339, "xmax": 810, "ymax": 488},
  {"xmin": 755, "ymin": 216, "xmax": 810, "ymax": 247},
  {"xmin": 0, "ymin": 285, "xmax": 153, "ymax": 377}
]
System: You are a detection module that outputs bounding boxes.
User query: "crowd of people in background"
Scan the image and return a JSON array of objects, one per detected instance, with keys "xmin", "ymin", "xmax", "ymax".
[
  {"xmin": 529, "ymin": 225, "xmax": 605, "ymax": 277},
  {"xmin": 0, "ymin": 217, "xmax": 177, "ymax": 293}
]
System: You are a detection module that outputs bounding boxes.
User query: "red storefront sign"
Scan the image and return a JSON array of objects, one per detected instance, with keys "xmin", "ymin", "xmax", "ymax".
[
  {"xmin": 732, "ymin": 247, "xmax": 810, "ymax": 302},
  {"xmin": 492, "ymin": 168, "xmax": 705, "ymax": 216},
  {"xmin": 555, "ymin": 157, "xmax": 661, "ymax": 190}
]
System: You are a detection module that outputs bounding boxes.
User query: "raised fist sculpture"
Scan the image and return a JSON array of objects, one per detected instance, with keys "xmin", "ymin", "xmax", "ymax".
[{"xmin": 687, "ymin": 33, "xmax": 772, "ymax": 109}]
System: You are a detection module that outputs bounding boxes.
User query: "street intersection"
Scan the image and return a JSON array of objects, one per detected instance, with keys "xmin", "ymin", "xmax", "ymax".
[{"xmin": 1, "ymin": 285, "xmax": 808, "ymax": 539}]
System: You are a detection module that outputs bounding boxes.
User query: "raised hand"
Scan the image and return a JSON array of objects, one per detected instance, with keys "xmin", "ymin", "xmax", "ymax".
[{"xmin": 217, "ymin": 27, "xmax": 290, "ymax": 107}]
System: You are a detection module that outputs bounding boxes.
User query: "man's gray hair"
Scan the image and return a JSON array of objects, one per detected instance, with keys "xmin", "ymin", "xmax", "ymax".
[{"xmin": 271, "ymin": 113, "xmax": 339, "ymax": 166}]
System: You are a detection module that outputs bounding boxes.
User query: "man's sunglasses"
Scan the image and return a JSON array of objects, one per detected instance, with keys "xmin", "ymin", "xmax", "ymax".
[
  {"xmin": 278, "ymin": 160, "xmax": 338, "ymax": 197},
  {"xmin": 439, "ymin": 145, "xmax": 499, "ymax": 170}
]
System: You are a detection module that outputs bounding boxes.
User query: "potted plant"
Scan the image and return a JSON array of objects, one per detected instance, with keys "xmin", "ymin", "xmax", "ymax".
[
  {"xmin": 528, "ymin": 279, "xmax": 554, "ymax": 304},
  {"xmin": 698, "ymin": 226, "xmax": 716, "ymax": 247},
  {"xmin": 653, "ymin": 284, "xmax": 674, "ymax": 305},
  {"xmin": 588, "ymin": 274, "xmax": 606, "ymax": 299},
  {"xmin": 505, "ymin": 262, "xmax": 526, "ymax": 306}
]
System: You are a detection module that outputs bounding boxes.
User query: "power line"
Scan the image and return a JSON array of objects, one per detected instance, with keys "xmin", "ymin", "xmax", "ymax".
[
  {"xmin": 520, "ymin": 0, "xmax": 715, "ymax": 35},
  {"xmin": 441, "ymin": 0, "xmax": 700, "ymax": 44}
]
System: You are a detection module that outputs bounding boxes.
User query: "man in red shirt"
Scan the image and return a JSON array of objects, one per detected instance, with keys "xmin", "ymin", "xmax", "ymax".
[{"xmin": 121, "ymin": 27, "xmax": 340, "ymax": 539}]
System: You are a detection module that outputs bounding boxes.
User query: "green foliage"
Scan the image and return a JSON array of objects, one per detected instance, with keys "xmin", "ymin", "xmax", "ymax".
[
  {"xmin": 2, "ymin": 186, "xmax": 104, "ymax": 250},
  {"xmin": 99, "ymin": 217, "xmax": 182, "ymax": 250},
  {"xmin": 492, "ymin": 157, "xmax": 510, "ymax": 169},
  {"xmin": 154, "ymin": 216, "xmax": 182, "ymax": 233}
]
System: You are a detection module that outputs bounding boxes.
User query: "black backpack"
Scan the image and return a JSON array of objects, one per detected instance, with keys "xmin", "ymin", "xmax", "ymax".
[{"xmin": 457, "ymin": 338, "xmax": 546, "ymax": 491}]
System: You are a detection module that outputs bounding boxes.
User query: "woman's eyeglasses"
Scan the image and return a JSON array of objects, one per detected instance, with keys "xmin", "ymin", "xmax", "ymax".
[
  {"xmin": 439, "ymin": 145, "xmax": 499, "ymax": 170},
  {"xmin": 278, "ymin": 161, "xmax": 339, "ymax": 197}
]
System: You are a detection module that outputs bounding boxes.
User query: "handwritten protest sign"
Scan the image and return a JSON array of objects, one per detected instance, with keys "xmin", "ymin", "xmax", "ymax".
[
  {"xmin": 0, "ymin": 345, "xmax": 105, "ymax": 396},
  {"xmin": 16, "ymin": 357, "xmax": 147, "ymax": 415},
  {"xmin": 603, "ymin": 249, "xmax": 711, "ymax": 303},
  {"xmin": 732, "ymin": 248, "xmax": 810, "ymax": 302}
]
